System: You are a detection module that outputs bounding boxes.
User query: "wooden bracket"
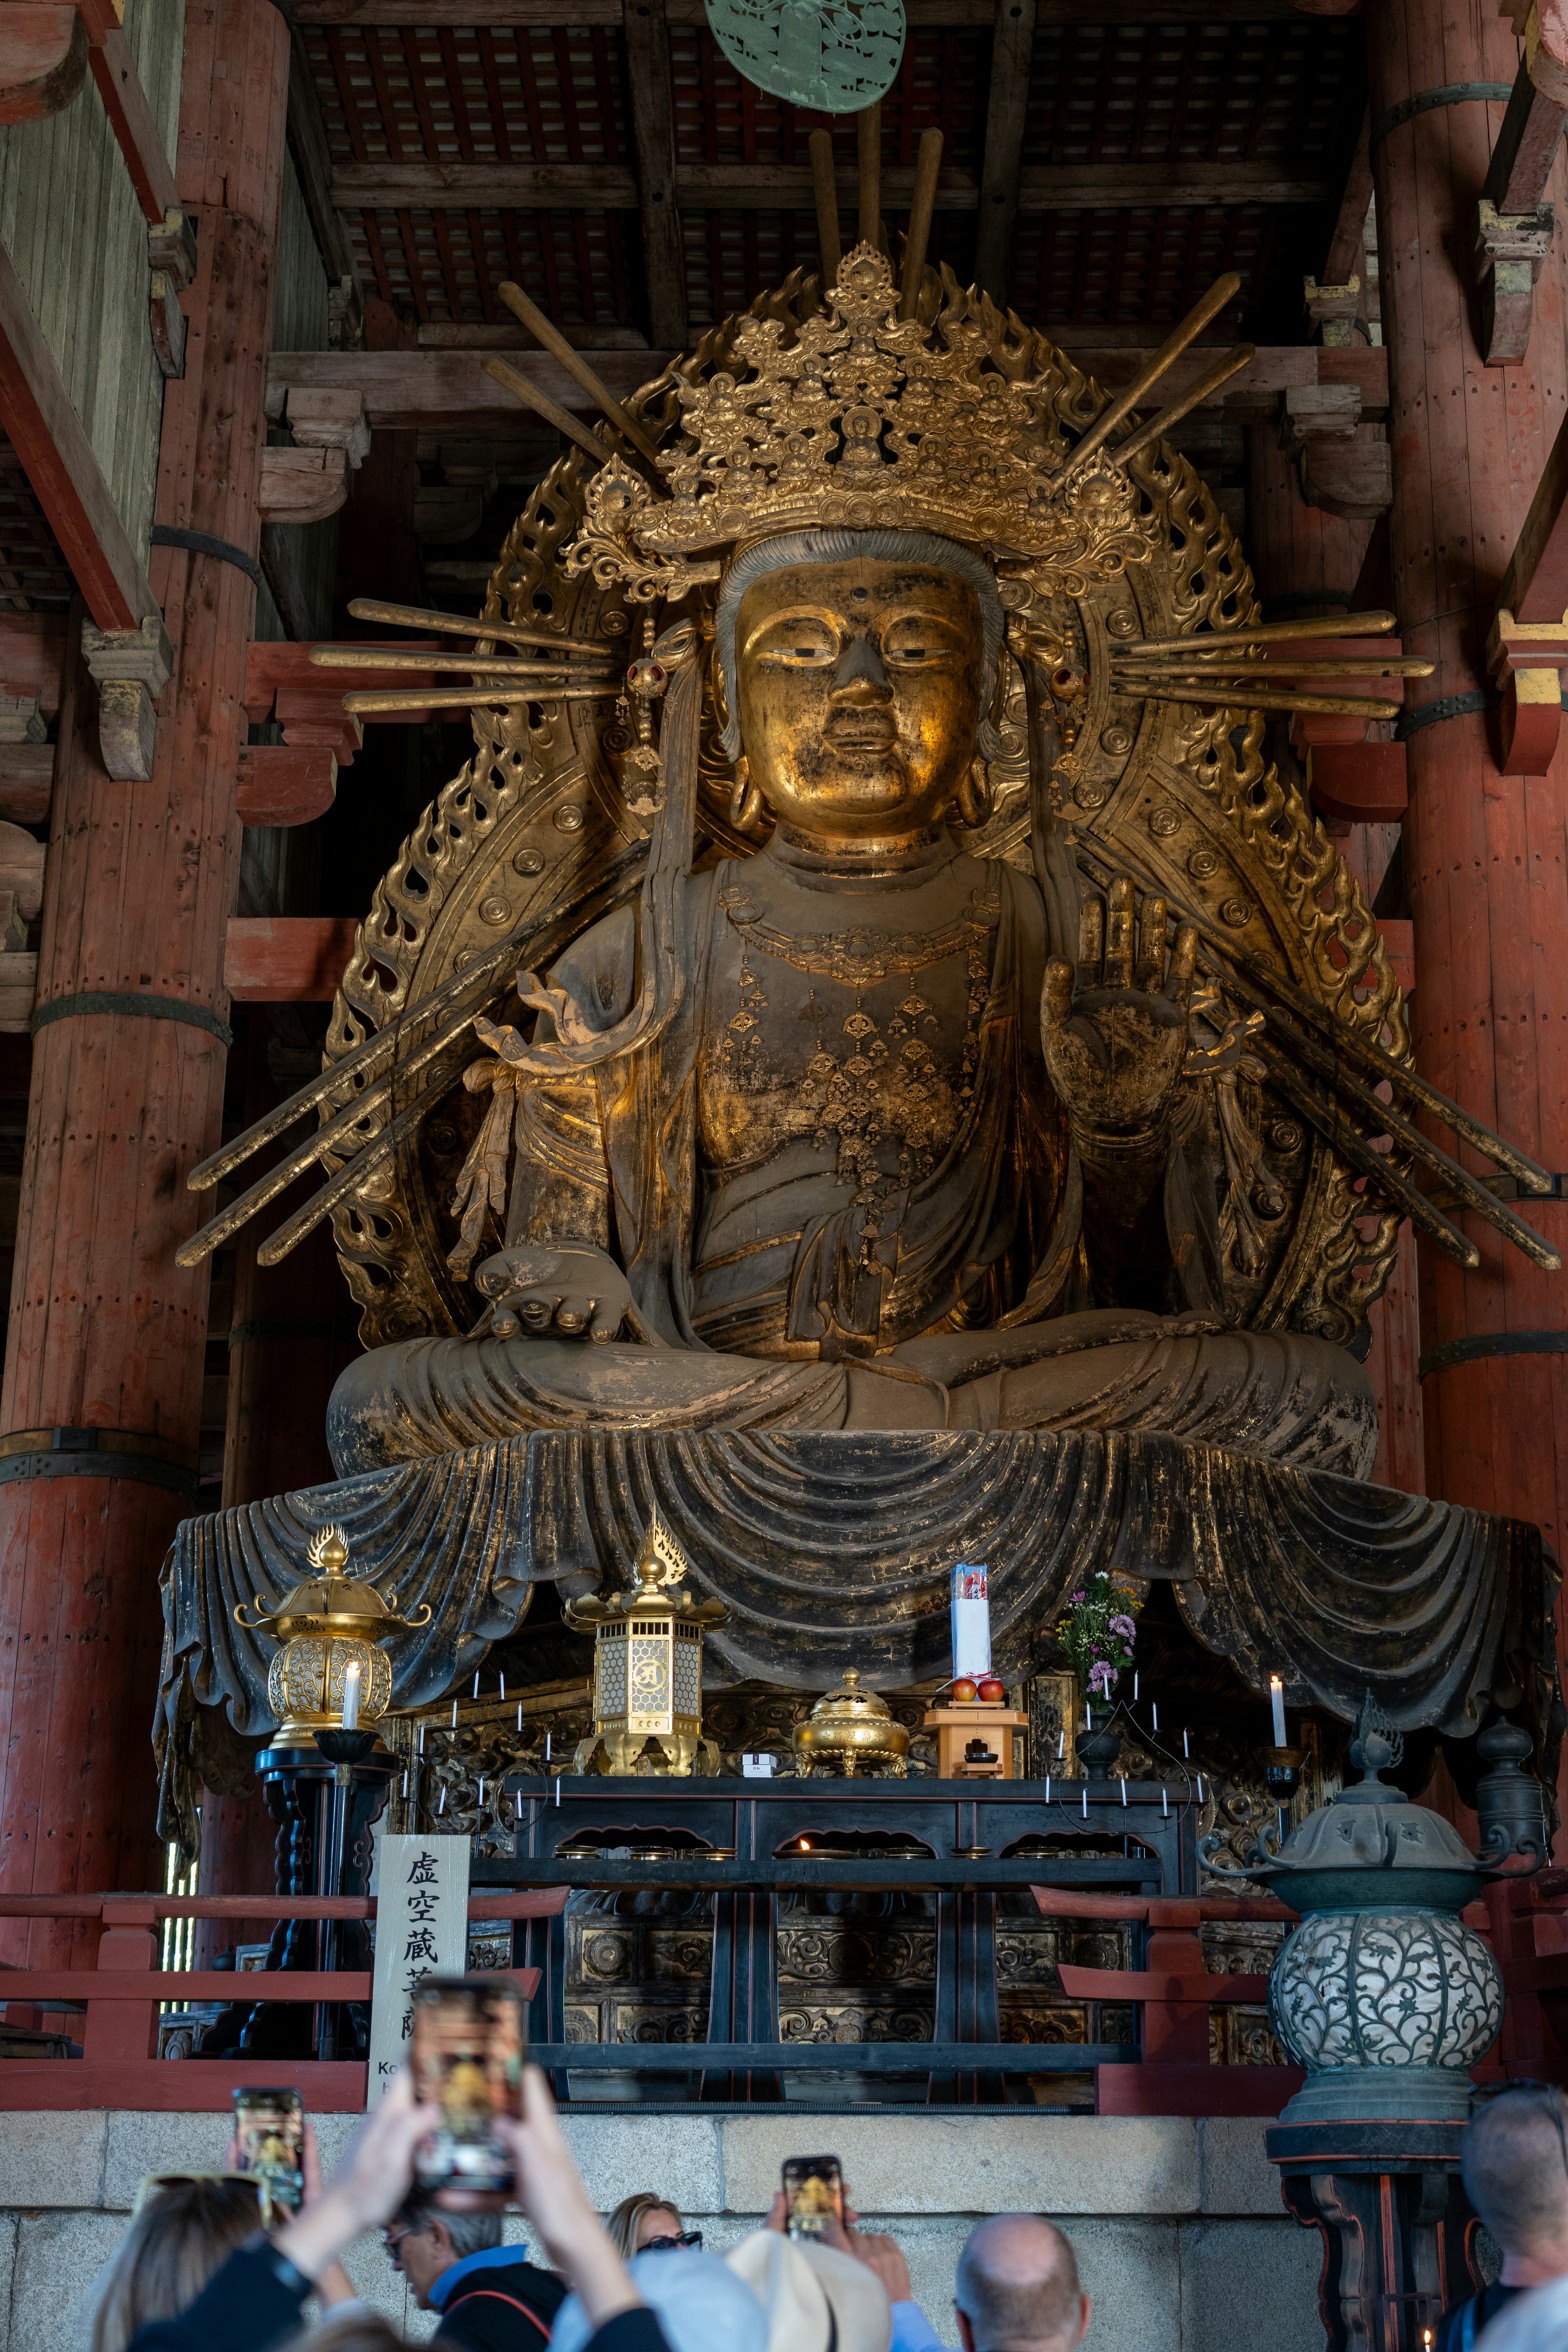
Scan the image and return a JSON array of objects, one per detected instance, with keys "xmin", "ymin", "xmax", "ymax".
[
  {"xmin": 258, "ymin": 445, "xmax": 350, "ymax": 526},
  {"xmin": 1474, "ymin": 196, "xmax": 1555, "ymax": 365},
  {"xmin": 236, "ymin": 744, "xmax": 338, "ymax": 828},
  {"xmin": 1487, "ymin": 609, "xmax": 1568, "ymax": 773},
  {"xmin": 225, "ymin": 915, "xmax": 359, "ymax": 1002},
  {"xmin": 81, "ymin": 615, "xmax": 173, "ymax": 783},
  {"xmin": 1303, "ymin": 272, "xmax": 1362, "ymax": 347},
  {"xmin": 1282, "ymin": 635, "xmax": 1414, "ymax": 821},
  {"xmin": 0, "ymin": 4, "xmax": 88, "ymax": 124}
]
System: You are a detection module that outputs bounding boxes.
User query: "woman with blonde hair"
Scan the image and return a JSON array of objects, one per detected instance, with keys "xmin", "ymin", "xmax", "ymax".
[
  {"xmin": 606, "ymin": 2196, "xmax": 697, "ymax": 2259},
  {"xmin": 93, "ymin": 2178, "xmax": 266, "ymax": 2352}
]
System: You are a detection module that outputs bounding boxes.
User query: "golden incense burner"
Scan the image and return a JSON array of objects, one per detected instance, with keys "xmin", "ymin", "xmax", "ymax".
[
  {"xmin": 793, "ymin": 1668, "xmax": 910, "ymax": 1778},
  {"xmin": 565, "ymin": 1512, "xmax": 729, "ymax": 1776},
  {"xmin": 236, "ymin": 1525, "xmax": 431, "ymax": 1749}
]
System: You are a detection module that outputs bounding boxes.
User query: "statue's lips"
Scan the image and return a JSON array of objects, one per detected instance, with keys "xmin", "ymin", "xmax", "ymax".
[{"xmin": 823, "ymin": 710, "xmax": 898, "ymax": 753}]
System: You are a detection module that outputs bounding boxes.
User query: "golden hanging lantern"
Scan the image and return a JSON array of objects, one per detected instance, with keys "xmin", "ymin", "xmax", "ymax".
[
  {"xmin": 792, "ymin": 1668, "xmax": 911, "ymax": 1778},
  {"xmin": 564, "ymin": 1512, "xmax": 728, "ymax": 1776},
  {"xmin": 236, "ymin": 1525, "xmax": 432, "ymax": 1749}
]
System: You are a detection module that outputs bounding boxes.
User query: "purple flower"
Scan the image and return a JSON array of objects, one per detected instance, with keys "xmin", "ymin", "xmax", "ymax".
[
  {"xmin": 1109, "ymin": 1615, "xmax": 1137, "ymax": 1640},
  {"xmin": 1069, "ymin": 1591, "xmax": 1086, "ymax": 1605},
  {"xmin": 1088, "ymin": 1661, "xmax": 1114, "ymax": 1695}
]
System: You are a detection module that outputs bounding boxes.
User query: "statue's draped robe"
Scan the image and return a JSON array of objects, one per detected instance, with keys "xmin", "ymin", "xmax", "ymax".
[{"xmin": 328, "ymin": 851, "xmax": 1377, "ymax": 1478}]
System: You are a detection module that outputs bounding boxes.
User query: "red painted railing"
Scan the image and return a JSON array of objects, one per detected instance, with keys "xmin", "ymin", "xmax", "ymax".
[
  {"xmin": 1031, "ymin": 1887, "xmax": 1304, "ymax": 2117},
  {"xmin": 0, "ymin": 1892, "xmax": 564, "ymax": 2109}
]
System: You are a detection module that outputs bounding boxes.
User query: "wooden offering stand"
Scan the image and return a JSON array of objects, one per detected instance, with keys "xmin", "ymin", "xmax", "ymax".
[{"xmin": 921, "ymin": 1702, "xmax": 1030, "ymax": 1779}]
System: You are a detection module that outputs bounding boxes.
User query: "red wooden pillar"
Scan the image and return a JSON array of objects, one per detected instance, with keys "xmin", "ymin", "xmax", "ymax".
[
  {"xmin": 0, "ymin": 0, "xmax": 291, "ymax": 1962},
  {"xmin": 194, "ymin": 1015, "xmax": 352, "ymax": 1965},
  {"xmin": 1369, "ymin": 0, "xmax": 1568, "ymax": 1814}
]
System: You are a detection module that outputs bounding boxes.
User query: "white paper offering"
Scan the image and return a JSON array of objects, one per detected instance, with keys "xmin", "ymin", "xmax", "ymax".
[
  {"xmin": 951, "ymin": 1563, "xmax": 991, "ymax": 1680},
  {"xmin": 366, "ymin": 1833, "xmax": 471, "ymax": 2105}
]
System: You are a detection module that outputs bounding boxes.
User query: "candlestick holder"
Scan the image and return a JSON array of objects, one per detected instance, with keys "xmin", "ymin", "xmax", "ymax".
[{"xmin": 1265, "ymin": 1744, "xmax": 1305, "ymax": 1844}]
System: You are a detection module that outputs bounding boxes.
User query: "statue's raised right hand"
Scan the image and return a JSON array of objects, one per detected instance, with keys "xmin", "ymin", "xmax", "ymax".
[{"xmin": 474, "ymin": 1244, "xmax": 633, "ymax": 1343}]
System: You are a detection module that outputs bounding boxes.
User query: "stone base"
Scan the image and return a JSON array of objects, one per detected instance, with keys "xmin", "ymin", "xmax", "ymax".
[
  {"xmin": 1279, "ymin": 2065, "xmax": 1477, "ymax": 2125},
  {"xmin": 0, "ymin": 2108, "xmax": 1324, "ymax": 2352}
]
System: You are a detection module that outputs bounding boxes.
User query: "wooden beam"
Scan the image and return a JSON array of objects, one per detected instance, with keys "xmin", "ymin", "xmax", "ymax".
[
  {"xmin": 0, "ymin": 6, "xmax": 88, "ymax": 125},
  {"xmin": 267, "ymin": 346, "xmax": 676, "ymax": 431},
  {"xmin": 1497, "ymin": 401, "xmax": 1568, "ymax": 623},
  {"xmin": 0, "ymin": 614, "xmax": 66, "ymax": 715},
  {"xmin": 285, "ymin": 29, "xmax": 364, "ymax": 301},
  {"xmin": 1322, "ymin": 106, "xmax": 1371, "ymax": 285},
  {"xmin": 86, "ymin": 28, "xmax": 179, "ymax": 225},
  {"xmin": 267, "ymin": 341, "xmax": 1388, "ymax": 434},
  {"xmin": 225, "ymin": 915, "xmax": 360, "ymax": 1001},
  {"xmin": 621, "ymin": 0, "xmax": 685, "ymax": 348},
  {"xmin": 973, "ymin": 0, "xmax": 1036, "ymax": 299},
  {"xmin": 332, "ymin": 158, "xmax": 1336, "ymax": 215},
  {"xmin": 0, "ymin": 243, "xmax": 157, "ymax": 630},
  {"xmin": 0, "ymin": 742, "xmax": 53, "ymax": 825},
  {"xmin": 1485, "ymin": 44, "xmax": 1568, "ymax": 216},
  {"xmin": 235, "ymin": 745, "xmax": 338, "ymax": 827}
]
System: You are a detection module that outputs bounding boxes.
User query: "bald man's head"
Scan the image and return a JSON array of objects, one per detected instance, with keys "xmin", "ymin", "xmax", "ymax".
[{"xmin": 954, "ymin": 2216, "xmax": 1089, "ymax": 2352}]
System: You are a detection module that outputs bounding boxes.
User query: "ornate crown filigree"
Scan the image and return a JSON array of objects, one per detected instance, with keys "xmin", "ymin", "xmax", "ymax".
[{"xmin": 563, "ymin": 246, "xmax": 1157, "ymax": 600}]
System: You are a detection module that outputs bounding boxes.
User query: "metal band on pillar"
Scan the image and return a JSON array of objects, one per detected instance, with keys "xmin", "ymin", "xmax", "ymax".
[
  {"xmin": 1419, "ymin": 1331, "xmax": 1568, "ymax": 1379},
  {"xmin": 1370, "ymin": 82, "xmax": 1515, "ymax": 152},
  {"xmin": 1395, "ymin": 688, "xmax": 1500, "ymax": 742},
  {"xmin": 0, "ymin": 1427, "xmax": 201, "ymax": 1498},
  {"xmin": 150, "ymin": 524, "xmax": 264, "ymax": 590},
  {"xmin": 31, "ymin": 991, "xmax": 234, "ymax": 1047}
]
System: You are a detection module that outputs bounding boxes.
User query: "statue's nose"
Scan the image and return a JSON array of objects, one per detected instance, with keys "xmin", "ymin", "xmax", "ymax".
[{"xmin": 829, "ymin": 631, "xmax": 892, "ymax": 702}]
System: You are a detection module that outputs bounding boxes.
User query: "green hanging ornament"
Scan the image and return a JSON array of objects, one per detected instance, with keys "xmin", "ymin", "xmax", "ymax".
[{"xmin": 703, "ymin": 0, "xmax": 905, "ymax": 115}]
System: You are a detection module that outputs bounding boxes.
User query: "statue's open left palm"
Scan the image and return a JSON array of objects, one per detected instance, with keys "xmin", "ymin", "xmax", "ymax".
[{"xmin": 1042, "ymin": 874, "xmax": 1198, "ymax": 1134}]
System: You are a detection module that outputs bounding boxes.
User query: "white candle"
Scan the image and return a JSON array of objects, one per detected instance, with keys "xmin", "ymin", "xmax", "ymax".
[
  {"xmin": 1162, "ymin": 1787, "xmax": 1168, "ymax": 1817},
  {"xmin": 1133, "ymin": 1672, "xmax": 1138, "ymax": 1701},
  {"xmin": 419, "ymin": 1722, "xmax": 426, "ymax": 1754},
  {"xmin": 1045, "ymin": 1773, "xmax": 1051, "ymax": 1803},
  {"xmin": 341, "ymin": 1659, "xmax": 362, "ymax": 1731},
  {"xmin": 1270, "ymin": 1675, "xmax": 1287, "ymax": 1747},
  {"xmin": 1152, "ymin": 1702, "xmax": 1159, "ymax": 1733},
  {"xmin": 1197, "ymin": 1773, "xmax": 1205, "ymax": 1801},
  {"xmin": 1183, "ymin": 1728, "xmax": 1189, "ymax": 1758},
  {"xmin": 515, "ymin": 1790, "xmax": 524, "ymax": 1822},
  {"xmin": 555, "ymin": 1776, "xmax": 561, "ymax": 1805},
  {"xmin": 438, "ymin": 1785, "xmax": 448, "ymax": 1813},
  {"xmin": 1119, "ymin": 1777, "xmax": 1127, "ymax": 1808},
  {"xmin": 546, "ymin": 1732, "xmax": 552, "ymax": 1764},
  {"xmin": 451, "ymin": 1699, "xmax": 458, "ymax": 1727},
  {"xmin": 1081, "ymin": 1785, "xmax": 1088, "ymax": 1818},
  {"xmin": 472, "ymin": 1671, "xmax": 480, "ymax": 1699},
  {"xmin": 401, "ymin": 1770, "xmax": 409, "ymax": 1798},
  {"xmin": 1057, "ymin": 1730, "xmax": 1065, "ymax": 1759},
  {"xmin": 517, "ymin": 1702, "xmax": 523, "ymax": 1732},
  {"xmin": 478, "ymin": 1778, "xmax": 485, "ymax": 1804},
  {"xmin": 1085, "ymin": 1700, "xmax": 1093, "ymax": 1729},
  {"xmin": 500, "ymin": 1672, "xmax": 506, "ymax": 1699}
]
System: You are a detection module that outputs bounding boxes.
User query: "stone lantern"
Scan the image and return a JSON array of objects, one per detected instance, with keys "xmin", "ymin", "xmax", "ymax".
[{"xmin": 1202, "ymin": 1692, "xmax": 1541, "ymax": 2125}]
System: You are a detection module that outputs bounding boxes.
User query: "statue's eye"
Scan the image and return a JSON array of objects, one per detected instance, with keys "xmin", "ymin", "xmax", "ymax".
[
  {"xmin": 884, "ymin": 617, "xmax": 960, "ymax": 666},
  {"xmin": 758, "ymin": 621, "xmax": 836, "ymax": 666}
]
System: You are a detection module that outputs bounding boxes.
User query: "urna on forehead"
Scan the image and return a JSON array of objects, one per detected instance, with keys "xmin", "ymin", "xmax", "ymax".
[{"xmin": 715, "ymin": 526, "xmax": 1005, "ymax": 758}]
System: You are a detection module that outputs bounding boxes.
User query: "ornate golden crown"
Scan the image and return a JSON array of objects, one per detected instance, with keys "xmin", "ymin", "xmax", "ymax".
[{"xmin": 564, "ymin": 245, "xmax": 1157, "ymax": 602}]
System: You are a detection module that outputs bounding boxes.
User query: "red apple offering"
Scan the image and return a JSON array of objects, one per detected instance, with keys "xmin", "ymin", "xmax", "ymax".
[
  {"xmin": 951, "ymin": 1677, "xmax": 978, "ymax": 1702},
  {"xmin": 977, "ymin": 1675, "xmax": 1005, "ymax": 1704}
]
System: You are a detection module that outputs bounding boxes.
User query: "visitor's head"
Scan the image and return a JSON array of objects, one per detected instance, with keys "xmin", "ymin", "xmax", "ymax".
[
  {"xmin": 726, "ymin": 2231, "xmax": 891, "ymax": 2352},
  {"xmin": 383, "ymin": 2187, "xmax": 504, "ymax": 2307},
  {"xmin": 1463, "ymin": 2089, "xmax": 1568, "ymax": 2266},
  {"xmin": 721, "ymin": 530, "xmax": 1002, "ymax": 844},
  {"xmin": 555, "ymin": 2245, "xmax": 769, "ymax": 2352},
  {"xmin": 91, "ymin": 2177, "xmax": 264, "ymax": 2352},
  {"xmin": 608, "ymin": 2194, "xmax": 690, "ymax": 2257},
  {"xmin": 954, "ymin": 2215, "xmax": 1091, "ymax": 2352}
]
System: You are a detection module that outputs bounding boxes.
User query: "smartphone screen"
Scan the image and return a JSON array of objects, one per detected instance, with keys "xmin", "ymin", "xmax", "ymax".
[
  {"xmin": 782, "ymin": 2155, "xmax": 843, "ymax": 2240},
  {"xmin": 411, "ymin": 1976, "xmax": 526, "ymax": 2192},
  {"xmin": 232, "ymin": 2088, "xmax": 304, "ymax": 2227}
]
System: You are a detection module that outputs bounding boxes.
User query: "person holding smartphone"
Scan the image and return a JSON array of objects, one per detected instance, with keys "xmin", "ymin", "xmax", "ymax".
[
  {"xmin": 123, "ymin": 2067, "xmax": 668, "ymax": 2352},
  {"xmin": 381, "ymin": 2187, "xmax": 566, "ymax": 2350}
]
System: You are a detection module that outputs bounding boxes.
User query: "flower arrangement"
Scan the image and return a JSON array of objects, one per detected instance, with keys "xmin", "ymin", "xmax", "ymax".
[{"xmin": 1052, "ymin": 1570, "xmax": 1143, "ymax": 1699}]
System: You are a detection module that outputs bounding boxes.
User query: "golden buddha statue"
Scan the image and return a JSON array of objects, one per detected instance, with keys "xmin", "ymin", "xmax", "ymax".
[{"xmin": 185, "ymin": 249, "xmax": 1554, "ymax": 1494}]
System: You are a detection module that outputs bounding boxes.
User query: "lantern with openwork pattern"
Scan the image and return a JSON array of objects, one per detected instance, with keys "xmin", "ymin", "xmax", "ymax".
[{"xmin": 566, "ymin": 1512, "xmax": 728, "ymax": 1776}]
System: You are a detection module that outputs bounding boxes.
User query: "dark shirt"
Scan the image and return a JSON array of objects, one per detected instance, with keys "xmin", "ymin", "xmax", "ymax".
[
  {"xmin": 434, "ymin": 2252, "xmax": 569, "ymax": 2352},
  {"xmin": 1435, "ymin": 2281, "xmax": 1525, "ymax": 2352},
  {"xmin": 124, "ymin": 2239, "xmax": 665, "ymax": 2352}
]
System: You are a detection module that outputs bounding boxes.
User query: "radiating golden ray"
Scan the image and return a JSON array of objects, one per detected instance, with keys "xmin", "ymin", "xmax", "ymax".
[{"xmin": 346, "ymin": 597, "xmax": 612, "ymax": 657}]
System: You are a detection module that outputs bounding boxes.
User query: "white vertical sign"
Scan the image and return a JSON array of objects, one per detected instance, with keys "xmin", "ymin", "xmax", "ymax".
[
  {"xmin": 366, "ymin": 1833, "xmax": 471, "ymax": 2105},
  {"xmin": 951, "ymin": 1562, "xmax": 991, "ymax": 1679}
]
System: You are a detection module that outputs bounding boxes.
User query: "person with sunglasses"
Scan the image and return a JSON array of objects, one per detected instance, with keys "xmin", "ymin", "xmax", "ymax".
[
  {"xmin": 1435, "ymin": 2087, "xmax": 1568, "ymax": 2351},
  {"xmin": 607, "ymin": 2201, "xmax": 702, "ymax": 2261}
]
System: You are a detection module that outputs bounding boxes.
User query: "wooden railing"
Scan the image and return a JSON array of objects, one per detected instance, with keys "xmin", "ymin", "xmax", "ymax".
[
  {"xmin": 0, "ymin": 1892, "xmax": 564, "ymax": 2110},
  {"xmin": 1031, "ymin": 1888, "xmax": 1303, "ymax": 2118}
]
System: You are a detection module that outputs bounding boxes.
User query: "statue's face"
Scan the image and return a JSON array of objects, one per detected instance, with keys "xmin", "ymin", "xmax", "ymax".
[{"xmin": 733, "ymin": 557, "xmax": 984, "ymax": 838}]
